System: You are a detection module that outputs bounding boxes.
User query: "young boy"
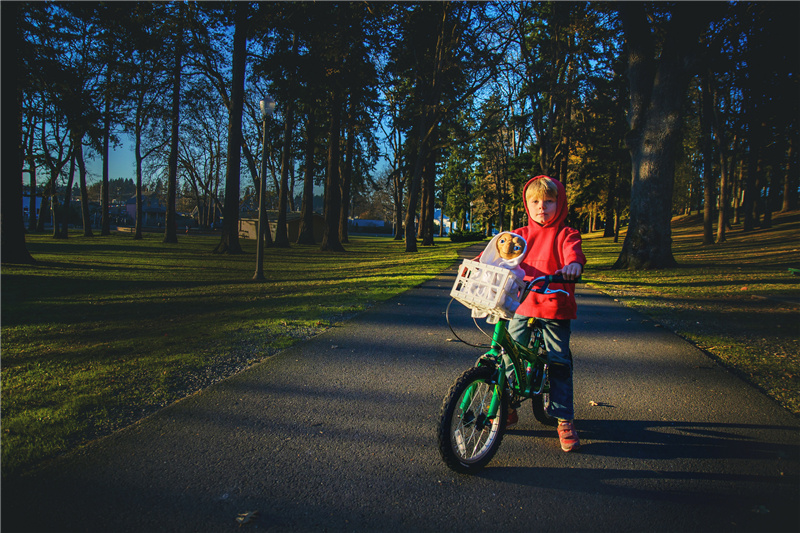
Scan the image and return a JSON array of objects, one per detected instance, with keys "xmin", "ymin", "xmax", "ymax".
[{"xmin": 507, "ymin": 175, "xmax": 586, "ymax": 452}]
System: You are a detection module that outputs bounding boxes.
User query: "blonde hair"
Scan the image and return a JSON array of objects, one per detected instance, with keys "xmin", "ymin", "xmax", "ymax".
[{"xmin": 525, "ymin": 177, "xmax": 558, "ymax": 203}]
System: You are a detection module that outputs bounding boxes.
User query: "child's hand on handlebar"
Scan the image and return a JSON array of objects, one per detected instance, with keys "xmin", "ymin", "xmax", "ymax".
[{"xmin": 556, "ymin": 262, "xmax": 583, "ymax": 281}]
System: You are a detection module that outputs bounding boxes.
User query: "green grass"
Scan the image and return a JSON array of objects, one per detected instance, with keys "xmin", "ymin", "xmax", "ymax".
[
  {"xmin": 1, "ymin": 233, "xmax": 476, "ymax": 478},
  {"xmin": 581, "ymin": 210, "xmax": 800, "ymax": 417},
  {"xmin": 4, "ymin": 213, "xmax": 798, "ymax": 478}
]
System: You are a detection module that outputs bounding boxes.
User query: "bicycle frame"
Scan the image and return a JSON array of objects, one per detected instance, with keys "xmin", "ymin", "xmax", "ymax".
[{"xmin": 463, "ymin": 318, "xmax": 550, "ymax": 420}]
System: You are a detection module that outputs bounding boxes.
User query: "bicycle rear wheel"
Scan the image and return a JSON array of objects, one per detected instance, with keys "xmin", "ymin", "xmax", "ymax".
[
  {"xmin": 437, "ymin": 365, "xmax": 507, "ymax": 474},
  {"xmin": 531, "ymin": 392, "xmax": 558, "ymax": 426}
]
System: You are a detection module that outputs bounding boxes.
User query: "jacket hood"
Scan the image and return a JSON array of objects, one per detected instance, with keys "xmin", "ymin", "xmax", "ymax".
[
  {"xmin": 523, "ymin": 175, "xmax": 568, "ymax": 229},
  {"xmin": 479, "ymin": 231, "xmax": 528, "ymax": 270}
]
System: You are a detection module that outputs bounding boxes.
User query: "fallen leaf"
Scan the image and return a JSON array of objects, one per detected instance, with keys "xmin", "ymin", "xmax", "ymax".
[
  {"xmin": 589, "ymin": 400, "xmax": 599, "ymax": 406},
  {"xmin": 236, "ymin": 511, "xmax": 259, "ymax": 525}
]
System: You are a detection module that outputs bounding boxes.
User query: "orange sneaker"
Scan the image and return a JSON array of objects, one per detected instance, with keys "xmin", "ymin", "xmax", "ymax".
[
  {"xmin": 557, "ymin": 420, "xmax": 580, "ymax": 452},
  {"xmin": 506, "ymin": 408, "xmax": 518, "ymax": 428}
]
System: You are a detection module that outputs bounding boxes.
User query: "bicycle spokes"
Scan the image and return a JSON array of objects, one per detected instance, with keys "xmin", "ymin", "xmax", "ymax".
[{"xmin": 453, "ymin": 381, "xmax": 500, "ymax": 459}]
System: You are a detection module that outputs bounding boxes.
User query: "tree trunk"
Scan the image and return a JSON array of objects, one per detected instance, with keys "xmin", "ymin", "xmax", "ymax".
[
  {"xmin": 783, "ymin": 137, "xmax": 797, "ymax": 212},
  {"xmin": 296, "ymin": 118, "xmax": 317, "ymax": 245},
  {"xmin": 338, "ymin": 103, "xmax": 355, "ymax": 245},
  {"xmin": 215, "ymin": 3, "xmax": 248, "ymax": 253},
  {"xmin": 614, "ymin": 3, "xmax": 713, "ymax": 269},
  {"xmin": 274, "ymin": 33, "xmax": 298, "ymax": 248},
  {"xmin": 36, "ymin": 189, "xmax": 49, "ymax": 232},
  {"xmin": 75, "ymin": 140, "xmax": 93, "ymax": 237},
  {"xmin": 163, "ymin": 32, "xmax": 181, "ymax": 244},
  {"xmin": 742, "ymin": 135, "xmax": 762, "ymax": 231},
  {"xmin": 100, "ymin": 97, "xmax": 111, "ymax": 236},
  {"xmin": 1, "ymin": 2, "xmax": 34, "ymax": 263},
  {"xmin": 49, "ymin": 166, "xmax": 62, "ymax": 239},
  {"xmin": 26, "ymin": 113, "xmax": 38, "ymax": 232},
  {"xmin": 320, "ymin": 91, "xmax": 345, "ymax": 252},
  {"xmin": 418, "ymin": 161, "xmax": 428, "ymax": 240},
  {"xmin": 61, "ymin": 150, "xmax": 76, "ymax": 238},
  {"xmin": 763, "ymin": 145, "xmax": 784, "ymax": 229},
  {"xmin": 603, "ymin": 166, "xmax": 617, "ymax": 238},
  {"xmin": 558, "ymin": 54, "xmax": 575, "ymax": 186},
  {"xmin": 712, "ymin": 100, "xmax": 731, "ymax": 243},
  {"xmin": 421, "ymin": 156, "xmax": 436, "ymax": 246},
  {"xmin": 439, "ymin": 179, "xmax": 445, "ymax": 238},
  {"xmin": 613, "ymin": 188, "xmax": 622, "ymax": 244},
  {"xmin": 134, "ymin": 125, "xmax": 144, "ymax": 240},
  {"xmin": 27, "ymin": 166, "xmax": 37, "ymax": 231},
  {"xmin": 700, "ymin": 72, "xmax": 715, "ymax": 245},
  {"xmin": 404, "ymin": 113, "xmax": 430, "ymax": 252},
  {"xmin": 288, "ymin": 164, "xmax": 296, "ymax": 212},
  {"xmin": 274, "ymin": 101, "xmax": 295, "ymax": 247},
  {"xmin": 392, "ymin": 171, "xmax": 404, "ymax": 241}
]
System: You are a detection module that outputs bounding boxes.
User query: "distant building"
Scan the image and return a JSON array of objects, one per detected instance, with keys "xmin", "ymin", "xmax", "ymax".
[{"xmin": 125, "ymin": 194, "xmax": 166, "ymax": 227}]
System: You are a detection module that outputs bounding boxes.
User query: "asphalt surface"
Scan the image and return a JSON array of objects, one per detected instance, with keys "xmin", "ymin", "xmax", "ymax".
[{"xmin": 4, "ymin": 244, "xmax": 799, "ymax": 533}]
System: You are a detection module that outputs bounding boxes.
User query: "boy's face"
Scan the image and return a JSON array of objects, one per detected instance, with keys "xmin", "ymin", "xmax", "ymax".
[{"xmin": 528, "ymin": 194, "xmax": 557, "ymax": 225}]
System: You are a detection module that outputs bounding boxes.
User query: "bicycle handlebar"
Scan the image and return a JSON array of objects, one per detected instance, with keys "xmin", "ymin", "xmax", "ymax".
[{"xmin": 523, "ymin": 274, "xmax": 581, "ymax": 298}]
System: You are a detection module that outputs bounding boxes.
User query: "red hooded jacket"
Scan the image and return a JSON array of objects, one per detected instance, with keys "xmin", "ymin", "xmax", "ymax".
[{"xmin": 513, "ymin": 176, "xmax": 586, "ymax": 320}]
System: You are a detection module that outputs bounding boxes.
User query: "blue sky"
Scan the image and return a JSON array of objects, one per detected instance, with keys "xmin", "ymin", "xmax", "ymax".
[{"xmin": 87, "ymin": 141, "xmax": 137, "ymax": 183}]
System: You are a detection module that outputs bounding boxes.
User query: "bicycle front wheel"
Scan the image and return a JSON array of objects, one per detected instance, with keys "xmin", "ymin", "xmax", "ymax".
[{"xmin": 437, "ymin": 365, "xmax": 507, "ymax": 474}]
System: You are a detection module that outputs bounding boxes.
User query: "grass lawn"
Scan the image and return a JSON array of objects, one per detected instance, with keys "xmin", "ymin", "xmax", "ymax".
[
  {"xmin": 1, "ymin": 233, "xmax": 477, "ymax": 478},
  {"xmin": 3, "ymin": 212, "xmax": 798, "ymax": 479},
  {"xmin": 581, "ymin": 210, "xmax": 800, "ymax": 417}
]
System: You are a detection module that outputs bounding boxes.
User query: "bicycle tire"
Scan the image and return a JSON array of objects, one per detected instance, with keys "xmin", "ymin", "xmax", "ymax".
[
  {"xmin": 531, "ymin": 392, "xmax": 558, "ymax": 426},
  {"xmin": 437, "ymin": 365, "xmax": 507, "ymax": 474}
]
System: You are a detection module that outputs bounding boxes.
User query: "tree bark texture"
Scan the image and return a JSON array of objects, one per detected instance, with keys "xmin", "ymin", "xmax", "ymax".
[
  {"xmin": 163, "ymin": 51, "xmax": 181, "ymax": 243},
  {"xmin": 321, "ymin": 90, "xmax": 345, "ymax": 252},
  {"xmin": 404, "ymin": 113, "xmax": 430, "ymax": 252},
  {"xmin": 274, "ymin": 33, "xmax": 298, "ymax": 248},
  {"xmin": 700, "ymin": 72, "xmax": 715, "ymax": 245},
  {"xmin": 392, "ymin": 170, "xmax": 404, "ymax": 241},
  {"xmin": 75, "ymin": 141, "xmax": 93, "ymax": 237},
  {"xmin": 274, "ymin": 101, "xmax": 295, "ymax": 247},
  {"xmin": 216, "ymin": 4, "xmax": 247, "ymax": 253},
  {"xmin": 101, "ymin": 96, "xmax": 112, "ymax": 236},
  {"xmin": 615, "ymin": 3, "xmax": 715, "ymax": 269},
  {"xmin": 296, "ymin": 118, "xmax": 317, "ymax": 245},
  {"xmin": 783, "ymin": 138, "xmax": 798, "ymax": 211},
  {"xmin": 338, "ymin": 103, "xmax": 356, "ymax": 245},
  {"xmin": 1, "ymin": 1, "xmax": 34, "ymax": 263},
  {"xmin": 61, "ymin": 151, "xmax": 76, "ymax": 238}
]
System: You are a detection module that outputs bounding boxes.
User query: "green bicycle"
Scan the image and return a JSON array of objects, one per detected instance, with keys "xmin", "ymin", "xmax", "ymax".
[{"xmin": 437, "ymin": 273, "xmax": 579, "ymax": 474}]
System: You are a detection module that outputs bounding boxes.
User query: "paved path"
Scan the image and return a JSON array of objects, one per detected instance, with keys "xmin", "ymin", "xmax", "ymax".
[{"xmin": 4, "ymin": 245, "xmax": 799, "ymax": 532}]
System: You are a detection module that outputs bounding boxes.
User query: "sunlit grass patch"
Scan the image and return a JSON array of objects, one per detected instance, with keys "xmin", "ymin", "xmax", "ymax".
[
  {"xmin": 1, "ymin": 232, "xmax": 471, "ymax": 477},
  {"xmin": 581, "ymin": 211, "xmax": 800, "ymax": 416}
]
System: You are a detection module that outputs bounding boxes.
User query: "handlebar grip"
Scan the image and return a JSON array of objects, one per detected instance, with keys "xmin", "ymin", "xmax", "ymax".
[{"xmin": 545, "ymin": 274, "xmax": 581, "ymax": 284}]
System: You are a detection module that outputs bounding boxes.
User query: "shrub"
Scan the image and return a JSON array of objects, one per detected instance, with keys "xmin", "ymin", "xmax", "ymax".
[{"xmin": 449, "ymin": 230, "xmax": 486, "ymax": 243}]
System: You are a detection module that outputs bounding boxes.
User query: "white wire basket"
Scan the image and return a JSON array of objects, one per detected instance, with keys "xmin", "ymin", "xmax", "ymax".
[{"xmin": 450, "ymin": 259, "xmax": 524, "ymax": 320}]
